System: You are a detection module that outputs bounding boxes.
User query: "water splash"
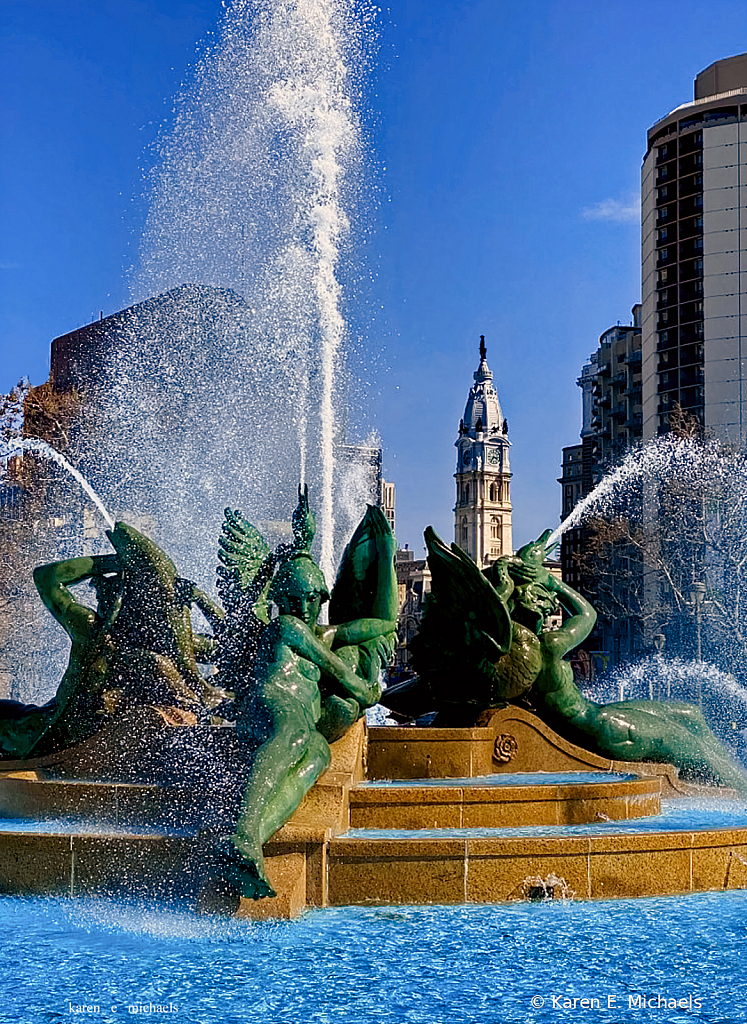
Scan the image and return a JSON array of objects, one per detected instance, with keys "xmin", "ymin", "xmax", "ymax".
[
  {"xmin": 593, "ymin": 655, "xmax": 743, "ymax": 703},
  {"xmin": 546, "ymin": 435, "xmax": 731, "ymax": 548},
  {"xmin": 3, "ymin": 438, "xmax": 115, "ymax": 530},
  {"xmin": 134, "ymin": 0, "xmax": 370, "ymax": 584},
  {"xmin": 584, "ymin": 655, "xmax": 747, "ymax": 762}
]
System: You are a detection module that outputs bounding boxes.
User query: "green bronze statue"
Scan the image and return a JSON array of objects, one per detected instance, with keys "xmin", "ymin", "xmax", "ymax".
[
  {"xmin": 385, "ymin": 527, "xmax": 747, "ymax": 794},
  {"xmin": 215, "ymin": 488, "xmax": 398, "ymax": 899},
  {"xmin": 0, "ymin": 523, "xmax": 224, "ymax": 759}
]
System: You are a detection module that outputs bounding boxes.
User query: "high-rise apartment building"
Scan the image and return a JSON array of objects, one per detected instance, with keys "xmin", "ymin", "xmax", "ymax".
[
  {"xmin": 559, "ymin": 311, "xmax": 643, "ymax": 667},
  {"xmin": 642, "ymin": 53, "xmax": 747, "ymax": 440}
]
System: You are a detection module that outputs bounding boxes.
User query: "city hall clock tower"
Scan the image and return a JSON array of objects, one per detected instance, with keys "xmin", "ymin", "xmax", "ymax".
[{"xmin": 454, "ymin": 336, "xmax": 512, "ymax": 565}]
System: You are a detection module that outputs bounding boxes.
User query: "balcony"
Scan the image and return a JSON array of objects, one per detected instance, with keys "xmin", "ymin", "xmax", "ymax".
[
  {"xmin": 679, "ymin": 280, "xmax": 703, "ymax": 303},
  {"xmin": 679, "ymin": 323, "xmax": 704, "ymax": 344},
  {"xmin": 680, "ymin": 258, "xmax": 703, "ymax": 281},
  {"xmin": 680, "ymin": 300, "xmax": 703, "ymax": 324},
  {"xmin": 659, "ymin": 202, "xmax": 678, "ymax": 224},
  {"xmin": 679, "ymin": 237, "xmax": 703, "ymax": 260},
  {"xmin": 679, "ymin": 173, "xmax": 703, "ymax": 197},
  {"xmin": 678, "ymin": 130, "xmax": 702, "ymax": 154},
  {"xmin": 679, "ymin": 194, "xmax": 703, "ymax": 217},
  {"xmin": 679, "ymin": 152, "xmax": 703, "ymax": 175},
  {"xmin": 680, "ymin": 342, "xmax": 704, "ymax": 365},
  {"xmin": 680, "ymin": 215, "xmax": 704, "ymax": 240},
  {"xmin": 681, "ymin": 385, "xmax": 705, "ymax": 408}
]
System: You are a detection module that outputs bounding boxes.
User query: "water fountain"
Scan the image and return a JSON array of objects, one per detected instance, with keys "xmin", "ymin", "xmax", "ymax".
[{"xmin": 0, "ymin": 472, "xmax": 745, "ymax": 917}]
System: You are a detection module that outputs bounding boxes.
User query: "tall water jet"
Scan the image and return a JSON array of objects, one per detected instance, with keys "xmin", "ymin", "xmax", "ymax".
[
  {"xmin": 133, "ymin": 0, "xmax": 370, "ymax": 584},
  {"xmin": 0, "ymin": 0, "xmax": 375, "ymax": 703}
]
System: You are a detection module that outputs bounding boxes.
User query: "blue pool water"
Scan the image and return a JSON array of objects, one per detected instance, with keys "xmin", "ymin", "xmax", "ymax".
[
  {"xmin": 0, "ymin": 818, "xmax": 195, "ymax": 836},
  {"xmin": 360, "ymin": 772, "xmax": 636, "ymax": 788},
  {"xmin": 0, "ymin": 892, "xmax": 745, "ymax": 1024}
]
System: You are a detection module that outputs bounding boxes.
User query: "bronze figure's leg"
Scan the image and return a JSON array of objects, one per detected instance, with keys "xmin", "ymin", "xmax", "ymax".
[{"xmin": 226, "ymin": 693, "xmax": 331, "ymax": 899}]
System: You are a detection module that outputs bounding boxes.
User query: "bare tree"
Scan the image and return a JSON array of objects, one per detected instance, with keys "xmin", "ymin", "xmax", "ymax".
[{"xmin": 575, "ymin": 411, "xmax": 747, "ymax": 679}]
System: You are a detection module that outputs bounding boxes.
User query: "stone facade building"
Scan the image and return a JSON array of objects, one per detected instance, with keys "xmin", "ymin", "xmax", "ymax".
[{"xmin": 454, "ymin": 337, "xmax": 512, "ymax": 566}]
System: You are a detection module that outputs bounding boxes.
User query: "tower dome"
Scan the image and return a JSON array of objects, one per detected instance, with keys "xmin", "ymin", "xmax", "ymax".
[{"xmin": 461, "ymin": 336, "xmax": 505, "ymax": 438}]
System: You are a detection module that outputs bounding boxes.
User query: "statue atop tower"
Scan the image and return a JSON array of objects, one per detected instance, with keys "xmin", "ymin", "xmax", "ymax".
[{"xmin": 454, "ymin": 336, "xmax": 512, "ymax": 565}]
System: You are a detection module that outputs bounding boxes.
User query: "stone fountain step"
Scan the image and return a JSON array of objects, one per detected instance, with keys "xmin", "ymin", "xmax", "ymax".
[
  {"xmin": 367, "ymin": 706, "xmax": 695, "ymax": 796},
  {"xmin": 348, "ymin": 773, "xmax": 662, "ymax": 830},
  {"xmin": 0, "ymin": 718, "xmax": 369, "ymax": 918},
  {"xmin": 0, "ymin": 823, "xmax": 325, "ymax": 916},
  {"xmin": 326, "ymin": 826, "xmax": 747, "ymax": 905},
  {"xmin": 3, "ymin": 812, "xmax": 747, "ymax": 911},
  {"xmin": 0, "ymin": 711, "xmax": 740, "ymax": 917},
  {"xmin": 0, "ymin": 772, "xmax": 238, "ymax": 831}
]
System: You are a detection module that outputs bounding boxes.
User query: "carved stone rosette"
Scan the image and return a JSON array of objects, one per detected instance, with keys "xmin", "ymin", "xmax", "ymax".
[{"xmin": 493, "ymin": 733, "xmax": 518, "ymax": 763}]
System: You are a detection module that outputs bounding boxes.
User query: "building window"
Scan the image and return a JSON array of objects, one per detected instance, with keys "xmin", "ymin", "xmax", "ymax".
[
  {"xmin": 465, "ymin": 483, "xmax": 470, "ymax": 503},
  {"xmin": 461, "ymin": 518, "xmax": 468, "ymax": 545},
  {"xmin": 489, "ymin": 483, "xmax": 496, "ymax": 502},
  {"xmin": 490, "ymin": 516, "xmax": 500, "ymax": 539}
]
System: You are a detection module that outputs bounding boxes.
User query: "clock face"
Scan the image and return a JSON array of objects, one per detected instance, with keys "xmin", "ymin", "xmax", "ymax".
[{"xmin": 487, "ymin": 448, "xmax": 500, "ymax": 466}]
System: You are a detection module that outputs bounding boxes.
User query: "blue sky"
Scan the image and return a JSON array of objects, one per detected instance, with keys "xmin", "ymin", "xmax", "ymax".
[{"xmin": 2, "ymin": 0, "xmax": 747, "ymax": 552}]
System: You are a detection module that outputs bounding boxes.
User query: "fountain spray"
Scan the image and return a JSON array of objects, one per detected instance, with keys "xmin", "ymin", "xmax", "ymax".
[
  {"xmin": 4, "ymin": 439, "xmax": 115, "ymax": 531},
  {"xmin": 135, "ymin": 0, "xmax": 367, "ymax": 585}
]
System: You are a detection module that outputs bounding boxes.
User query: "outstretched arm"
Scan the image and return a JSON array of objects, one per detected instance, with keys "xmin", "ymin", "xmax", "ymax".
[
  {"xmin": 545, "ymin": 576, "xmax": 596, "ymax": 655},
  {"xmin": 278, "ymin": 615, "xmax": 383, "ymax": 707},
  {"xmin": 33, "ymin": 554, "xmax": 120, "ymax": 642}
]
